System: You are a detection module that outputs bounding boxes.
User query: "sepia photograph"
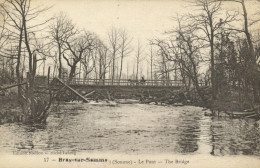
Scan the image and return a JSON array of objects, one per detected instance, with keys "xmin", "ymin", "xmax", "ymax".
[{"xmin": 0, "ymin": 0, "xmax": 260, "ymax": 167}]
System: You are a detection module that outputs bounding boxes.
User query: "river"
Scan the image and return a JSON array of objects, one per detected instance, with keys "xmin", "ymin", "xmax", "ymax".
[{"xmin": 0, "ymin": 102, "xmax": 260, "ymax": 156}]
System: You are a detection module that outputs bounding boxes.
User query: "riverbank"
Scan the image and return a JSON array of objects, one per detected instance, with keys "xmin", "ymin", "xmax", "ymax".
[
  {"xmin": 135, "ymin": 86, "xmax": 260, "ymax": 119},
  {"xmin": 1, "ymin": 85, "xmax": 260, "ymax": 125}
]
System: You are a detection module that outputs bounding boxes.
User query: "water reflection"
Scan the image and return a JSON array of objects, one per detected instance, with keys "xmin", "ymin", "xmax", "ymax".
[
  {"xmin": 210, "ymin": 118, "xmax": 260, "ymax": 156},
  {"xmin": 0, "ymin": 103, "xmax": 259, "ymax": 156},
  {"xmin": 174, "ymin": 111, "xmax": 201, "ymax": 153}
]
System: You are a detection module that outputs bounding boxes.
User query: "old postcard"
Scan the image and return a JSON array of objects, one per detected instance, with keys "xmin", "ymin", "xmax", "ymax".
[{"xmin": 0, "ymin": 0, "xmax": 260, "ymax": 167}]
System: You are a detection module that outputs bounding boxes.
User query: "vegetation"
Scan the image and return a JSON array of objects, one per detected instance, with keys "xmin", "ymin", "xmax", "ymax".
[{"xmin": 151, "ymin": 0, "xmax": 260, "ymax": 111}]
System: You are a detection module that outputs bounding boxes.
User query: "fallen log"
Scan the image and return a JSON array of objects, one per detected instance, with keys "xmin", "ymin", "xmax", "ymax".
[
  {"xmin": 225, "ymin": 111, "xmax": 255, "ymax": 116},
  {"xmin": 54, "ymin": 78, "xmax": 89, "ymax": 103},
  {"xmin": 83, "ymin": 90, "xmax": 95, "ymax": 97},
  {"xmin": 0, "ymin": 82, "xmax": 27, "ymax": 91},
  {"xmin": 224, "ymin": 110, "xmax": 260, "ymax": 119}
]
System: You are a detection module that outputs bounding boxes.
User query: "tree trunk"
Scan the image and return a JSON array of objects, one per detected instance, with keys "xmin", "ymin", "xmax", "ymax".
[
  {"xmin": 58, "ymin": 46, "xmax": 62, "ymax": 78},
  {"xmin": 119, "ymin": 53, "xmax": 124, "ymax": 82},
  {"xmin": 150, "ymin": 48, "xmax": 153, "ymax": 81},
  {"xmin": 241, "ymin": 0, "xmax": 259, "ymax": 103},
  {"xmin": 209, "ymin": 16, "xmax": 216, "ymax": 100},
  {"xmin": 68, "ymin": 65, "xmax": 77, "ymax": 83},
  {"xmin": 136, "ymin": 61, "xmax": 139, "ymax": 80},
  {"xmin": 111, "ymin": 51, "xmax": 116, "ymax": 85},
  {"xmin": 23, "ymin": 15, "xmax": 37, "ymax": 118},
  {"xmin": 16, "ymin": 23, "xmax": 24, "ymax": 103}
]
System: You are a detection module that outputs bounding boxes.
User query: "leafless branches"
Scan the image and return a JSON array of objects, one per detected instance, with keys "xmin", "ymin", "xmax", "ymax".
[
  {"xmin": 135, "ymin": 40, "xmax": 145, "ymax": 80},
  {"xmin": 49, "ymin": 12, "xmax": 78, "ymax": 78},
  {"xmin": 107, "ymin": 27, "xmax": 121, "ymax": 84},
  {"xmin": 63, "ymin": 31, "xmax": 98, "ymax": 82},
  {"xmin": 118, "ymin": 29, "xmax": 132, "ymax": 81},
  {"xmin": 151, "ymin": 16, "xmax": 206, "ymax": 101}
]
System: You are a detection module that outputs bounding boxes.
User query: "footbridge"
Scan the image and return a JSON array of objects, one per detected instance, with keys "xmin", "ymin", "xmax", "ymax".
[{"xmin": 37, "ymin": 77, "xmax": 189, "ymax": 101}]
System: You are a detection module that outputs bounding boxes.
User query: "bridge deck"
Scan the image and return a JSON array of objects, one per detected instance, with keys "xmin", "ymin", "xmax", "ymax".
[
  {"xmin": 36, "ymin": 78, "xmax": 195, "ymax": 101},
  {"xmin": 68, "ymin": 78, "xmax": 184, "ymax": 87}
]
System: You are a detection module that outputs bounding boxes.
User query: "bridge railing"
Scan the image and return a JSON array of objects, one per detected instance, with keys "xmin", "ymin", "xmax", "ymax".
[{"xmin": 68, "ymin": 78, "xmax": 184, "ymax": 87}]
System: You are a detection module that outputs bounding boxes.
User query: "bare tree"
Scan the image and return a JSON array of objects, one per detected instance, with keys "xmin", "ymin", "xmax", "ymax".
[
  {"xmin": 0, "ymin": 10, "xmax": 9, "ymax": 52},
  {"xmin": 155, "ymin": 46, "xmax": 174, "ymax": 85},
  {"xmin": 220, "ymin": 0, "xmax": 260, "ymax": 103},
  {"xmin": 0, "ymin": 10, "xmax": 10, "ymax": 84},
  {"xmin": 63, "ymin": 31, "xmax": 97, "ymax": 83},
  {"xmin": 234, "ymin": 0, "xmax": 259, "ymax": 103},
  {"xmin": 118, "ymin": 29, "xmax": 132, "ymax": 82},
  {"xmin": 135, "ymin": 40, "xmax": 144, "ymax": 80},
  {"xmin": 49, "ymin": 13, "xmax": 78, "ymax": 79},
  {"xmin": 151, "ymin": 14, "xmax": 210, "ymax": 102},
  {"xmin": 149, "ymin": 45, "xmax": 153, "ymax": 81},
  {"xmin": 1, "ymin": 0, "xmax": 53, "ymax": 123},
  {"xmin": 96, "ymin": 41, "xmax": 111, "ymax": 84},
  {"xmin": 188, "ymin": 0, "xmax": 237, "ymax": 100},
  {"xmin": 176, "ymin": 24, "xmax": 206, "ymax": 103},
  {"xmin": 107, "ymin": 27, "xmax": 121, "ymax": 84},
  {"xmin": 0, "ymin": 1, "xmax": 24, "ymax": 101}
]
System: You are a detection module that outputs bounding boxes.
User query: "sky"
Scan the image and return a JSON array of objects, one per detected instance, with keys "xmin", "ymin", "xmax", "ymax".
[
  {"xmin": 38, "ymin": 0, "xmax": 259, "ymax": 41},
  {"xmin": 40, "ymin": 0, "xmax": 188, "ymax": 43},
  {"xmin": 30, "ymin": 0, "xmax": 260, "ymax": 77}
]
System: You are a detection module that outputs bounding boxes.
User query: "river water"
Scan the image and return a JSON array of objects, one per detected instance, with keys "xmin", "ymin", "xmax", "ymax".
[{"xmin": 0, "ymin": 102, "xmax": 260, "ymax": 156}]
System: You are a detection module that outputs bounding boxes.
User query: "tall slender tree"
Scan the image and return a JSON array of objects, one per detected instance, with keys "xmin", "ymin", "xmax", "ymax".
[
  {"xmin": 107, "ymin": 27, "xmax": 121, "ymax": 84},
  {"xmin": 135, "ymin": 40, "xmax": 144, "ymax": 80},
  {"xmin": 118, "ymin": 29, "xmax": 132, "ymax": 82}
]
